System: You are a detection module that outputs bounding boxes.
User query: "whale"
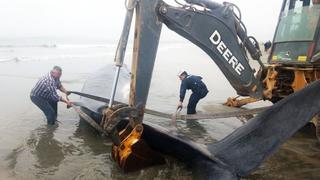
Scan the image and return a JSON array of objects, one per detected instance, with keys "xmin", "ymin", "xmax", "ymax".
[{"xmin": 75, "ymin": 65, "xmax": 320, "ymax": 179}]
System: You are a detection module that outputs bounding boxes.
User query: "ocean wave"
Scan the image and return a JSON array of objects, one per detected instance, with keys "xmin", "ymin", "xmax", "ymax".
[
  {"xmin": 0, "ymin": 43, "xmax": 117, "ymax": 49},
  {"xmin": 57, "ymin": 44, "xmax": 116, "ymax": 49},
  {"xmin": 0, "ymin": 42, "xmax": 187, "ymax": 49},
  {"xmin": 0, "ymin": 49, "xmax": 14, "ymax": 52},
  {"xmin": 0, "ymin": 44, "xmax": 57, "ymax": 48},
  {"xmin": 0, "ymin": 52, "xmax": 115, "ymax": 63},
  {"xmin": 0, "ymin": 42, "xmax": 189, "ymax": 63},
  {"xmin": 0, "ymin": 57, "xmax": 23, "ymax": 63}
]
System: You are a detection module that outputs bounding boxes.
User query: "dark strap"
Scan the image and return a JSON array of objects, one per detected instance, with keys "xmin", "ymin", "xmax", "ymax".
[{"xmin": 69, "ymin": 91, "xmax": 269, "ymax": 120}]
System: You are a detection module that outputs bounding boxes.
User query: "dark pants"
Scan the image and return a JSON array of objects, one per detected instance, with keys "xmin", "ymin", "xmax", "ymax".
[
  {"xmin": 30, "ymin": 95, "xmax": 58, "ymax": 125},
  {"xmin": 187, "ymin": 91, "xmax": 208, "ymax": 115}
]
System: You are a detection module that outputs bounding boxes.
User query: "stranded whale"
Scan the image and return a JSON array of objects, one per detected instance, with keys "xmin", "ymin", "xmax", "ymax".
[{"xmin": 76, "ymin": 65, "xmax": 320, "ymax": 179}]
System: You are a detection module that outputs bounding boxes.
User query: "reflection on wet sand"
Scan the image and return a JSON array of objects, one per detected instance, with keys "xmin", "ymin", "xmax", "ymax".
[
  {"xmin": 27, "ymin": 125, "xmax": 64, "ymax": 175},
  {"xmin": 3, "ymin": 125, "xmax": 65, "ymax": 178},
  {"xmin": 184, "ymin": 120, "xmax": 213, "ymax": 143},
  {"xmin": 174, "ymin": 114, "xmax": 252, "ymax": 145},
  {"xmin": 4, "ymin": 121, "xmax": 113, "ymax": 179},
  {"xmin": 73, "ymin": 119, "xmax": 112, "ymax": 155},
  {"xmin": 5, "ymin": 145, "xmax": 24, "ymax": 171}
]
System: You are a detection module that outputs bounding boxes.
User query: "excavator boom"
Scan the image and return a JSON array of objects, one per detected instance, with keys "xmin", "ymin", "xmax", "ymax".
[
  {"xmin": 129, "ymin": 0, "xmax": 265, "ymax": 120},
  {"xmin": 75, "ymin": 0, "xmax": 320, "ymax": 177}
]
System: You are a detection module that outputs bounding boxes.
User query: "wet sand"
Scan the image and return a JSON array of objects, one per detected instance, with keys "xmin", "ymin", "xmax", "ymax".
[{"xmin": 0, "ymin": 42, "xmax": 319, "ymax": 179}]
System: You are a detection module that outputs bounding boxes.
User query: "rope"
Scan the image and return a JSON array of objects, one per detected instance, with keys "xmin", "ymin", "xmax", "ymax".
[{"xmin": 69, "ymin": 91, "xmax": 270, "ymax": 121}]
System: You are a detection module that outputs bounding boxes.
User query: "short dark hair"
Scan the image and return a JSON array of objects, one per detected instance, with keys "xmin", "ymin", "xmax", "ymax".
[
  {"xmin": 181, "ymin": 71, "xmax": 188, "ymax": 76},
  {"xmin": 52, "ymin": 66, "xmax": 62, "ymax": 72}
]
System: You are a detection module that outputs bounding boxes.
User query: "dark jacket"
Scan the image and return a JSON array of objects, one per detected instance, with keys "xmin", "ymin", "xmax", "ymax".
[{"xmin": 179, "ymin": 75, "xmax": 209, "ymax": 102}]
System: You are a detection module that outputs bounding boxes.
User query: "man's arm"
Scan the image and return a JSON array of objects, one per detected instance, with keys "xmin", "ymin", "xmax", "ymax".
[
  {"xmin": 48, "ymin": 82, "xmax": 62, "ymax": 102},
  {"xmin": 49, "ymin": 82, "xmax": 72, "ymax": 106},
  {"xmin": 59, "ymin": 84, "xmax": 71, "ymax": 102},
  {"xmin": 177, "ymin": 81, "xmax": 187, "ymax": 109},
  {"xmin": 59, "ymin": 85, "xmax": 70, "ymax": 95},
  {"xmin": 60, "ymin": 96, "xmax": 72, "ymax": 106},
  {"xmin": 179, "ymin": 81, "xmax": 187, "ymax": 102}
]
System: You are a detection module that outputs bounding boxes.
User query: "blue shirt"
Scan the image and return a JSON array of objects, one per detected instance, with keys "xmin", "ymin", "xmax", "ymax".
[
  {"xmin": 31, "ymin": 72, "xmax": 62, "ymax": 102},
  {"xmin": 179, "ymin": 75, "xmax": 208, "ymax": 102}
]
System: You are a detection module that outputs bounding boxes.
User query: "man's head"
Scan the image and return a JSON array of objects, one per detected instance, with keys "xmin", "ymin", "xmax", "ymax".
[
  {"xmin": 51, "ymin": 66, "xmax": 62, "ymax": 79},
  {"xmin": 178, "ymin": 71, "xmax": 188, "ymax": 80}
]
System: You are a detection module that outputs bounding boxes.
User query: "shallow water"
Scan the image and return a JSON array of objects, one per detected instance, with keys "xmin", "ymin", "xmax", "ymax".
[{"xmin": 0, "ymin": 42, "xmax": 319, "ymax": 179}]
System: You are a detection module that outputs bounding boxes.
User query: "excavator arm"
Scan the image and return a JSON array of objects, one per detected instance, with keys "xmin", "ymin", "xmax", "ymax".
[
  {"xmin": 129, "ymin": 0, "xmax": 264, "ymax": 120},
  {"xmin": 97, "ymin": 0, "xmax": 320, "ymax": 175},
  {"xmin": 106, "ymin": 0, "xmax": 266, "ymax": 169},
  {"xmin": 159, "ymin": 0, "xmax": 264, "ymax": 96}
]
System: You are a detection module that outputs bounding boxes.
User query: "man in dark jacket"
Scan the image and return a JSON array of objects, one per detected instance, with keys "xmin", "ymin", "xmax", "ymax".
[{"xmin": 177, "ymin": 71, "xmax": 209, "ymax": 114}]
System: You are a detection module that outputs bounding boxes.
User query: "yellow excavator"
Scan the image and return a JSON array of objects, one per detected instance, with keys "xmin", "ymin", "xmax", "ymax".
[
  {"xmin": 229, "ymin": 0, "xmax": 320, "ymax": 103},
  {"xmin": 72, "ymin": 0, "xmax": 320, "ymax": 178},
  {"xmin": 225, "ymin": 0, "xmax": 320, "ymax": 138}
]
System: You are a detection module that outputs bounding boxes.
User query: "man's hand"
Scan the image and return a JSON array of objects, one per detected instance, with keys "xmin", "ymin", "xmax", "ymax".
[
  {"xmin": 61, "ymin": 97, "xmax": 73, "ymax": 108},
  {"xmin": 66, "ymin": 100, "xmax": 73, "ymax": 107},
  {"xmin": 66, "ymin": 100, "xmax": 73, "ymax": 109},
  {"xmin": 177, "ymin": 101, "xmax": 183, "ymax": 110},
  {"xmin": 59, "ymin": 85, "xmax": 70, "ymax": 95},
  {"xmin": 65, "ymin": 91, "xmax": 71, "ymax": 102}
]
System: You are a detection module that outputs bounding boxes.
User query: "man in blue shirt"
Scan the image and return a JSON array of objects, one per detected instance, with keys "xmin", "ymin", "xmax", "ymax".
[
  {"xmin": 177, "ymin": 71, "xmax": 209, "ymax": 114},
  {"xmin": 30, "ymin": 66, "xmax": 72, "ymax": 125}
]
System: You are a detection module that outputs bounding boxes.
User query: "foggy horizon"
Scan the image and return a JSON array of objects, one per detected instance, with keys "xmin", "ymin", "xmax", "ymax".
[{"xmin": 0, "ymin": 0, "xmax": 282, "ymax": 43}]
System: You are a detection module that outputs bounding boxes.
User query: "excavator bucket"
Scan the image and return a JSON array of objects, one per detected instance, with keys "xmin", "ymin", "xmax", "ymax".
[{"xmin": 111, "ymin": 124, "xmax": 165, "ymax": 172}]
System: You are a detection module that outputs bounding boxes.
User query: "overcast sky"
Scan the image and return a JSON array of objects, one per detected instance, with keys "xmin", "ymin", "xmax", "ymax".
[{"xmin": 0, "ymin": 0, "xmax": 282, "ymax": 42}]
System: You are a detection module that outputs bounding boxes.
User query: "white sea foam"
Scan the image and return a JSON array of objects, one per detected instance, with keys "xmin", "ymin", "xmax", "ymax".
[
  {"xmin": 0, "ymin": 53, "xmax": 114, "ymax": 63},
  {"xmin": 0, "ymin": 42, "xmax": 188, "ymax": 63},
  {"xmin": 0, "ymin": 43, "xmax": 117, "ymax": 49},
  {"xmin": 0, "ymin": 57, "xmax": 23, "ymax": 63}
]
